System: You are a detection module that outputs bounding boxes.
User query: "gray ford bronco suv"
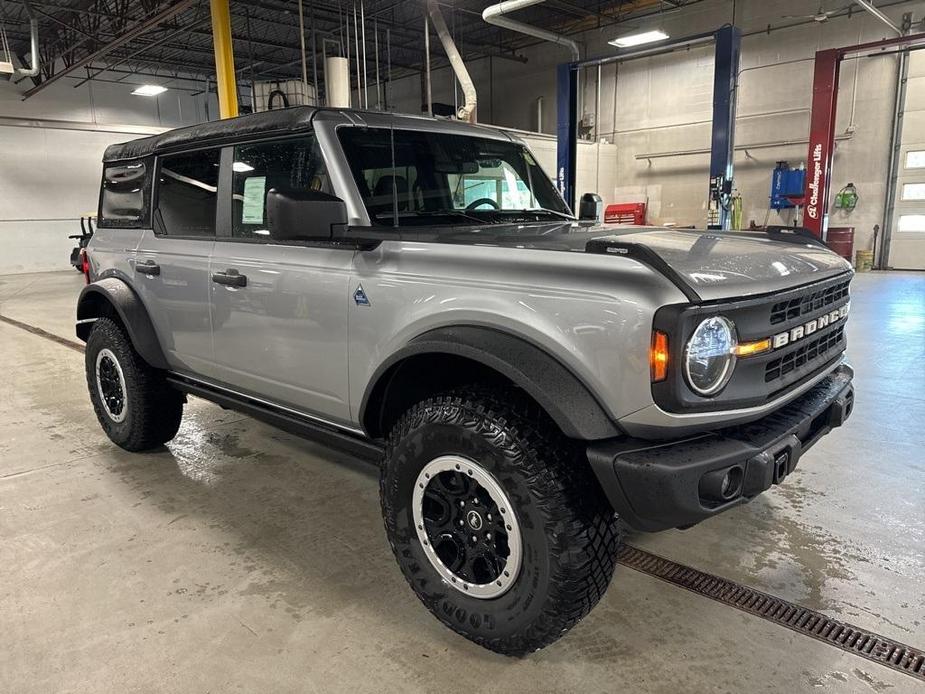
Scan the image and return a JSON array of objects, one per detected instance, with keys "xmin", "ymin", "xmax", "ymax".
[{"xmin": 78, "ymin": 106, "xmax": 855, "ymax": 655}]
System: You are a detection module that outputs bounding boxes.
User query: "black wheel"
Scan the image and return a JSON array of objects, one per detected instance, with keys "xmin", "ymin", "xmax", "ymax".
[
  {"xmin": 85, "ymin": 317, "xmax": 184, "ymax": 452},
  {"xmin": 381, "ymin": 387, "xmax": 621, "ymax": 656}
]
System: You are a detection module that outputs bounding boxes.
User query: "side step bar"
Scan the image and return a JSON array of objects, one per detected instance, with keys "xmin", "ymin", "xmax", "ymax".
[{"xmin": 166, "ymin": 374, "xmax": 384, "ymax": 462}]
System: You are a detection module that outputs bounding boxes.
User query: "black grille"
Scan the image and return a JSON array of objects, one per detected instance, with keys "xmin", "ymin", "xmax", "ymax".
[
  {"xmin": 765, "ymin": 326, "xmax": 845, "ymax": 383},
  {"xmin": 770, "ymin": 280, "xmax": 850, "ymax": 325}
]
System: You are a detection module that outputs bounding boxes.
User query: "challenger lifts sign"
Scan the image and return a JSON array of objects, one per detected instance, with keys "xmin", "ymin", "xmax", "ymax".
[{"xmin": 806, "ymin": 143, "xmax": 823, "ymax": 222}]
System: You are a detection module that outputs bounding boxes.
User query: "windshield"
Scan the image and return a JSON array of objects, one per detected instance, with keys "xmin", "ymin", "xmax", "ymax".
[{"xmin": 337, "ymin": 127, "xmax": 571, "ymax": 226}]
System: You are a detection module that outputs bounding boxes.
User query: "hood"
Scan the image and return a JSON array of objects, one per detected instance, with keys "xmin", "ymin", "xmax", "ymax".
[
  {"xmin": 413, "ymin": 222, "xmax": 852, "ymax": 302},
  {"xmin": 581, "ymin": 226, "xmax": 852, "ymax": 301}
]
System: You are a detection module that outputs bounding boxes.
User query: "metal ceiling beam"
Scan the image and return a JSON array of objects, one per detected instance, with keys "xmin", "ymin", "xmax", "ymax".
[
  {"xmin": 21, "ymin": 0, "xmax": 200, "ymax": 99},
  {"xmin": 73, "ymin": 15, "xmax": 211, "ymax": 88},
  {"xmin": 852, "ymin": 1, "xmax": 902, "ymax": 35},
  {"xmin": 9, "ymin": 0, "xmax": 543, "ymax": 91}
]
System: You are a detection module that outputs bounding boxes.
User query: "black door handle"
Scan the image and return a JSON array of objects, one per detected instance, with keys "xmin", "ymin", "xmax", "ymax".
[
  {"xmin": 135, "ymin": 260, "xmax": 161, "ymax": 276},
  {"xmin": 212, "ymin": 269, "xmax": 247, "ymax": 287}
]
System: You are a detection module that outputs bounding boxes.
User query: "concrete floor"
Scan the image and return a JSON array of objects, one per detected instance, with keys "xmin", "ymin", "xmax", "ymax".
[{"xmin": 0, "ymin": 270, "xmax": 922, "ymax": 694}]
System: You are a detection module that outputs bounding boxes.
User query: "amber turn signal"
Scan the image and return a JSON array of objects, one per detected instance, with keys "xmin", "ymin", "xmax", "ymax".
[
  {"xmin": 650, "ymin": 330, "xmax": 669, "ymax": 382},
  {"xmin": 734, "ymin": 338, "xmax": 771, "ymax": 357}
]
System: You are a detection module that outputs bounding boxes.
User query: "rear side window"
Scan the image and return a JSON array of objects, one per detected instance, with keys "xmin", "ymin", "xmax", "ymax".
[
  {"xmin": 230, "ymin": 136, "xmax": 331, "ymax": 239},
  {"xmin": 154, "ymin": 149, "xmax": 220, "ymax": 236},
  {"xmin": 99, "ymin": 161, "xmax": 147, "ymax": 227}
]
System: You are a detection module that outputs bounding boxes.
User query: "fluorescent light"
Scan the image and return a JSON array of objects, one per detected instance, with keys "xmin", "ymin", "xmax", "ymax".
[
  {"xmin": 232, "ymin": 161, "xmax": 254, "ymax": 173},
  {"xmin": 609, "ymin": 29, "xmax": 669, "ymax": 48},
  {"xmin": 132, "ymin": 84, "xmax": 167, "ymax": 96}
]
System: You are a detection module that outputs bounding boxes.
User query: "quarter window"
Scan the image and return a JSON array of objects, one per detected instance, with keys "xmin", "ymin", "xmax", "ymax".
[
  {"xmin": 99, "ymin": 161, "xmax": 147, "ymax": 227},
  {"xmin": 154, "ymin": 149, "xmax": 220, "ymax": 236},
  {"xmin": 231, "ymin": 136, "xmax": 331, "ymax": 239}
]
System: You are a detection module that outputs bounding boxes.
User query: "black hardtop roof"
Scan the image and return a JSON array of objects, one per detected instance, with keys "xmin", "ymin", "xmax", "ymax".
[
  {"xmin": 102, "ymin": 106, "xmax": 513, "ymax": 163},
  {"xmin": 103, "ymin": 106, "xmax": 319, "ymax": 162}
]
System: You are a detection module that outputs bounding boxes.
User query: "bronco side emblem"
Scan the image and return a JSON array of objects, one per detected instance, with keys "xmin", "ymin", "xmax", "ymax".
[{"xmin": 354, "ymin": 285, "xmax": 370, "ymax": 306}]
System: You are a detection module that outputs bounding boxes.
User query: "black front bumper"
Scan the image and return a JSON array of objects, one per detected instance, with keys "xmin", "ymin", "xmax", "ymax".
[{"xmin": 587, "ymin": 365, "xmax": 854, "ymax": 532}]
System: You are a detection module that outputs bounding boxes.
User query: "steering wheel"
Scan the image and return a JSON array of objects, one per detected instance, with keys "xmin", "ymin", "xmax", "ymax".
[{"xmin": 466, "ymin": 197, "xmax": 500, "ymax": 211}]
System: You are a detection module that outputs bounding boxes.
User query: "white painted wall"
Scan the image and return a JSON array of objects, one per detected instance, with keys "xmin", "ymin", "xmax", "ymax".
[
  {"xmin": 2, "ymin": 0, "xmax": 923, "ymax": 274},
  {"xmin": 385, "ymin": 0, "xmax": 925, "ymax": 253},
  {"xmin": 0, "ymin": 73, "xmax": 213, "ymax": 274}
]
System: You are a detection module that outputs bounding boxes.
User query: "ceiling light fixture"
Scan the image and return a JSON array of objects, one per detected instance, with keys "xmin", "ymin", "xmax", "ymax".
[
  {"xmin": 232, "ymin": 161, "xmax": 254, "ymax": 173},
  {"xmin": 609, "ymin": 29, "xmax": 669, "ymax": 49},
  {"xmin": 132, "ymin": 84, "xmax": 168, "ymax": 96}
]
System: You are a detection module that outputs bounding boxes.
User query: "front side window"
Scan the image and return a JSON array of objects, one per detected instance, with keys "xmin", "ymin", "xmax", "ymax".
[
  {"xmin": 231, "ymin": 136, "xmax": 331, "ymax": 239},
  {"xmin": 99, "ymin": 161, "xmax": 147, "ymax": 227},
  {"xmin": 337, "ymin": 127, "xmax": 569, "ymax": 226},
  {"xmin": 154, "ymin": 149, "xmax": 220, "ymax": 236}
]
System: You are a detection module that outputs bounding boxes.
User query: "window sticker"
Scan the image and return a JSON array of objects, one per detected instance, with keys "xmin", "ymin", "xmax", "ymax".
[{"xmin": 242, "ymin": 176, "xmax": 267, "ymax": 224}]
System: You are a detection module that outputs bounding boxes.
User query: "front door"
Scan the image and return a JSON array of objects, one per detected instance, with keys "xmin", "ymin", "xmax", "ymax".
[
  {"xmin": 135, "ymin": 147, "xmax": 219, "ymax": 378},
  {"xmin": 208, "ymin": 136, "xmax": 352, "ymax": 424}
]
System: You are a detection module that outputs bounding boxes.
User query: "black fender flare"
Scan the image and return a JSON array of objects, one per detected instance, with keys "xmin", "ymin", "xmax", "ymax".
[
  {"xmin": 76, "ymin": 277, "xmax": 169, "ymax": 369},
  {"xmin": 360, "ymin": 326, "xmax": 621, "ymax": 441}
]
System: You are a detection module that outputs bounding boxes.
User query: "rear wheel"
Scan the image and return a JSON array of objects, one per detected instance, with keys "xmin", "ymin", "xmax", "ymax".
[
  {"xmin": 85, "ymin": 317, "xmax": 183, "ymax": 451},
  {"xmin": 380, "ymin": 387, "xmax": 621, "ymax": 656}
]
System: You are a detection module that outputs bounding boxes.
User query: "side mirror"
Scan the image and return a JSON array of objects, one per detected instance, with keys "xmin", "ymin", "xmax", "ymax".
[
  {"xmin": 579, "ymin": 192, "xmax": 603, "ymax": 223},
  {"xmin": 266, "ymin": 188, "xmax": 348, "ymax": 241}
]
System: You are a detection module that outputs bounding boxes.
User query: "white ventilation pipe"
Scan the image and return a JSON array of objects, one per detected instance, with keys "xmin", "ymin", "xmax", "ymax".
[
  {"xmin": 482, "ymin": 0, "xmax": 579, "ymax": 62},
  {"xmin": 14, "ymin": 2, "xmax": 39, "ymax": 79},
  {"xmin": 426, "ymin": 0, "xmax": 477, "ymax": 122},
  {"xmin": 325, "ymin": 56, "xmax": 351, "ymax": 107}
]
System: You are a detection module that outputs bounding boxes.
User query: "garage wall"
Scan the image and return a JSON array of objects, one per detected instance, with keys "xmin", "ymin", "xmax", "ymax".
[
  {"xmin": 2, "ymin": 0, "xmax": 923, "ymax": 274},
  {"xmin": 384, "ymin": 0, "xmax": 925, "ymax": 253},
  {"xmin": 0, "ymin": 74, "xmax": 213, "ymax": 275}
]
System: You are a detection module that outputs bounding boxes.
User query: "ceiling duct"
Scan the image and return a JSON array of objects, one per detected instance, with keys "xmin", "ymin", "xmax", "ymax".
[
  {"xmin": 426, "ymin": 0, "xmax": 477, "ymax": 122},
  {"xmin": 482, "ymin": 0, "xmax": 580, "ymax": 61},
  {"xmin": 13, "ymin": 1, "xmax": 39, "ymax": 79}
]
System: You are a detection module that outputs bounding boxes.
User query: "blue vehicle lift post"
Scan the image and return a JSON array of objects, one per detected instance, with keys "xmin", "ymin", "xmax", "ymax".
[
  {"xmin": 708, "ymin": 25, "xmax": 741, "ymax": 230},
  {"xmin": 557, "ymin": 25, "xmax": 741, "ymax": 228},
  {"xmin": 556, "ymin": 62, "xmax": 578, "ymax": 211}
]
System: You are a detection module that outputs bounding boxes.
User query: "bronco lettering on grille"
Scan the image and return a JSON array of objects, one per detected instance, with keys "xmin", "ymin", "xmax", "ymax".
[{"xmin": 771, "ymin": 303, "xmax": 849, "ymax": 350}]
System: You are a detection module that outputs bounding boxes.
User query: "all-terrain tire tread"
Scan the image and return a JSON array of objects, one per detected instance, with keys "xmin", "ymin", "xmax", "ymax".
[
  {"xmin": 381, "ymin": 385, "xmax": 621, "ymax": 656},
  {"xmin": 85, "ymin": 317, "xmax": 183, "ymax": 451}
]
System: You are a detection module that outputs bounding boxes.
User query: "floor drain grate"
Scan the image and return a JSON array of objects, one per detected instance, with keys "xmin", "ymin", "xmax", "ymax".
[{"xmin": 618, "ymin": 544, "xmax": 925, "ymax": 682}]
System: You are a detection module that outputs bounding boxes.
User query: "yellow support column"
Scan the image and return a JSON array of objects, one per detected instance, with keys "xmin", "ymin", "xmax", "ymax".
[{"xmin": 210, "ymin": 0, "xmax": 238, "ymax": 118}]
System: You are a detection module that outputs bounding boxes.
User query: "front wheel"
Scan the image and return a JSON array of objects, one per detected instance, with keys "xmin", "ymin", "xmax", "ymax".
[
  {"xmin": 85, "ymin": 317, "xmax": 184, "ymax": 451},
  {"xmin": 380, "ymin": 387, "xmax": 621, "ymax": 655}
]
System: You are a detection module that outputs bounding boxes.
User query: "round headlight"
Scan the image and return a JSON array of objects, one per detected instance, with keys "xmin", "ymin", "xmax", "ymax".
[{"xmin": 684, "ymin": 316, "xmax": 737, "ymax": 396}]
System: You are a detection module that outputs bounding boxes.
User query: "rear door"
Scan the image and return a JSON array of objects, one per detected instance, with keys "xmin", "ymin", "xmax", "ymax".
[
  {"xmin": 134, "ymin": 147, "xmax": 218, "ymax": 377},
  {"xmin": 208, "ymin": 135, "xmax": 353, "ymax": 424}
]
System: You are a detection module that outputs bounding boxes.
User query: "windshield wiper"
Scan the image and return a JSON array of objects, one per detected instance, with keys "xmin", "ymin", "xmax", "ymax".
[
  {"xmin": 492, "ymin": 208, "xmax": 575, "ymax": 221},
  {"xmin": 522, "ymin": 208, "xmax": 576, "ymax": 221},
  {"xmin": 415, "ymin": 209, "xmax": 489, "ymax": 224}
]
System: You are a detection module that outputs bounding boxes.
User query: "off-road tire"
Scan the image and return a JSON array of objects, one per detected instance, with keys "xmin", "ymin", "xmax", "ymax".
[
  {"xmin": 85, "ymin": 317, "xmax": 183, "ymax": 451},
  {"xmin": 381, "ymin": 387, "xmax": 621, "ymax": 656}
]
